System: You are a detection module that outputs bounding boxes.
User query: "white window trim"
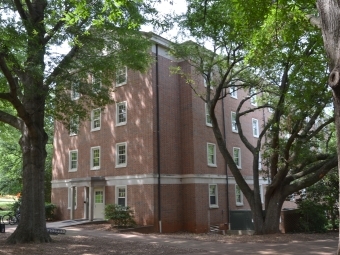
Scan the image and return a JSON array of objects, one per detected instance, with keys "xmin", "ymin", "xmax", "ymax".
[
  {"xmin": 69, "ymin": 115, "xmax": 79, "ymax": 136},
  {"xmin": 250, "ymin": 88, "xmax": 257, "ymax": 106},
  {"xmin": 259, "ymin": 185, "xmax": 264, "ymax": 204},
  {"xmin": 69, "ymin": 150, "xmax": 78, "ymax": 172},
  {"xmin": 116, "ymin": 101, "xmax": 127, "ymax": 126},
  {"xmin": 209, "ymin": 184, "xmax": 219, "ymax": 208},
  {"xmin": 116, "ymin": 142, "xmax": 127, "ymax": 168},
  {"xmin": 115, "ymin": 185, "xmax": 127, "ymax": 207},
  {"xmin": 116, "ymin": 66, "xmax": 127, "ymax": 87},
  {"xmin": 205, "ymin": 103, "xmax": 212, "ymax": 127},
  {"xmin": 230, "ymin": 86, "xmax": 237, "ymax": 99},
  {"xmin": 207, "ymin": 143, "xmax": 217, "ymax": 167},
  {"xmin": 68, "ymin": 187, "xmax": 77, "ymax": 209},
  {"xmin": 231, "ymin": 111, "xmax": 238, "ymax": 133},
  {"xmin": 235, "ymin": 185, "xmax": 244, "ymax": 206},
  {"xmin": 90, "ymin": 146, "xmax": 101, "ymax": 170},
  {"xmin": 233, "ymin": 147, "xmax": 241, "ymax": 169},
  {"xmin": 91, "ymin": 108, "xmax": 101, "ymax": 131},
  {"xmin": 258, "ymin": 153, "xmax": 262, "ymax": 170},
  {"xmin": 71, "ymin": 82, "xmax": 80, "ymax": 100},
  {"xmin": 252, "ymin": 118, "xmax": 259, "ymax": 138}
]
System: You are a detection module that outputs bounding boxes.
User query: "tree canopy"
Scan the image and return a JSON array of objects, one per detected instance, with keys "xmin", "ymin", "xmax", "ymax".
[
  {"xmin": 170, "ymin": 0, "xmax": 336, "ymax": 234},
  {"xmin": 0, "ymin": 0, "xmax": 156, "ymax": 244}
]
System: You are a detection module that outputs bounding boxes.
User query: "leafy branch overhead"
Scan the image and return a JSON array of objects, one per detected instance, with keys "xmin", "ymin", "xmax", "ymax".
[
  {"xmin": 0, "ymin": 0, "xmax": 156, "ymax": 244},
  {"xmin": 170, "ymin": 0, "xmax": 336, "ymax": 235}
]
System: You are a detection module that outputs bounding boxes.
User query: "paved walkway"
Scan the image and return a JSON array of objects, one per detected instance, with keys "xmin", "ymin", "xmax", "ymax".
[{"xmin": 4, "ymin": 220, "xmax": 339, "ymax": 255}]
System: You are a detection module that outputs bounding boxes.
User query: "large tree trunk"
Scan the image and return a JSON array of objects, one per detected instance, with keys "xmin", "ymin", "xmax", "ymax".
[
  {"xmin": 251, "ymin": 189, "xmax": 283, "ymax": 234},
  {"xmin": 7, "ymin": 130, "xmax": 50, "ymax": 243},
  {"xmin": 6, "ymin": 101, "xmax": 51, "ymax": 243},
  {"xmin": 316, "ymin": 1, "xmax": 340, "ymax": 254},
  {"xmin": 263, "ymin": 191, "xmax": 284, "ymax": 234}
]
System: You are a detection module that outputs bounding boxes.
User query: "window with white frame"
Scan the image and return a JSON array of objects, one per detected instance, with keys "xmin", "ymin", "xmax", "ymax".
[
  {"xmin": 207, "ymin": 143, "xmax": 217, "ymax": 167},
  {"xmin": 69, "ymin": 150, "xmax": 78, "ymax": 172},
  {"xmin": 91, "ymin": 146, "xmax": 100, "ymax": 170},
  {"xmin": 230, "ymin": 86, "xmax": 237, "ymax": 98},
  {"xmin": 91, "ymin": 73, "xmax": 101, "ymax": 93},
  {"xmin": 235, "ymin": 185, "xmax": 243, "ymax": 206},
  {"xmin": 71, "ymin": 82, "xmax": 80, "ymax": 100},
  {"xmin": 69, "ymin": 115, "xmax": 79, "ymax": 136},
  {"xmin": 203, "ymin": 76, "xmax": 207, "ymax": 87},
  {"xmin": 116, "ymin": 186, "xmax": 127, "ymax": 207},
  {"xmin": 258, "ymin": 153, "xmax": 262, "ymax": 170},
  {"xmin": 91, "ymin": 108, "xmax": 101, "ymax": 131},
  {"xmin": 252, "ymin": 118, "xmax": 259, "ymax": 137},
  {"xmin": 116, "ymin": 101, "xmax": 127, "ymax": 126},
  {"xmin": 205, "ymin": 103, "xmax": 212, "ymax": 126},
  {"xmin": 116, "ymin": 142, "xmax": 127, "ymax": 168},
  {"xmin": 233, "ymin": 147, "xmax": 241, "ymax": 169},
  {"xmin": 116, "ymin": 66, "xmax": 127, "ymax": 87},
  {"xmin": 68, "ymin": 187, "xmax": 77, "ymax": 209},
  {"xmin": 259, "ymin": 184, "xmax": 264, "ymax": 204},
  {"xmin": 209, "ymin": 184, "xmax": 218, "ymax": 207},
  {"xmin": 231, "ymin": 112, "xmax": 238, "ymax": 133},
  {"xmin": 250, "ymin": 88, "xmax": 257, "ymax": 106}
]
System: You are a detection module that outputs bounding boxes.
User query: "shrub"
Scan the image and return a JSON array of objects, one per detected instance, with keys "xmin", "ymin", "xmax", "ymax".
[
  {"xmin": 45, "ymin": 203, "xmax": 56, "ymax": 221},
  {"xmin": 298, "ymin": 200, "xmax": 328, "ymax": 233},
  {"xmin": 105, "ymin": 204, "xmax": 136, "ymax": 228}
]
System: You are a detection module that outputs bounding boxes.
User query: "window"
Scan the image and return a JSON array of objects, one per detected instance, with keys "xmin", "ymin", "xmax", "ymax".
[
  {"xmin": 116, "ymin": 101, "xmax": 127, "ymax": 126},
  {"xmin": 235, "ymin": 185, "xmax": 243, "ymax": 206},
  {"xmin": 116, "ymin": 66, "xmax": 127, "ymax": 87},
  {"xmin": 91, "ymin": 108, "xmax": 101, "ymax": 131},
  {"xmin": 95, "ymin": 190, "xmax": 104, "ymax": 203},
  {"xmin": 207, "ymin": 143, "xmax": 217, "ymax": 167},
  {"xmin": 68, "ymin": 187, "xmax": 77, "ymax": 209},
  {"xmin": 231, "ymin": 112, "xmax": 238, "ymax": 133},
  {"xmin": 205, "ymin": 103, "xmax": 212, "ymax": 126},
  {"xmin": 91, "ymin": 146, "xmax": 100, "ymax": 170},
  {"xmin": 258, "ymin": 153, "xmax": 262, "ymax": 170},
  {"xmin": 209, "ymin": 184, "xmax": 218, "ymax": 208},
  {"xmin": 230, "ymin": 86, "xmax": 237, "ymax": 98},
  {"xmin": 203, "ymin": 76, "xmax": 207, "ymax": 87},
  {"xmin": 69, "ymin": 150, "xmax": 78, "ymax": 172},
  {"xmin": 71, "ymin": 82, "xmax": 80, "ymax": 100},
  {"xmin": 233, "ymin": 147, "xmax": 241, "ymax": 169},
  {"xmin": 252, "ymin": 118, "xmax": 259, "ymax": 137},
  {"xmin": 69, "ymin": 115, "xmax": 79, "ymax": 136},
  {"xmin": 116, "ymin": 142, "xmax": 127, "ymax": 168},
  {"xmin": 91, "ymin": 73, "xmax": 101, "ymax": 93},
  {"xmin": 250, "ymin": 88, "xmax": 257, "ymax": 106},
  {"xmin": 259, "ymin": 185, "xmax": 264, "ymax": 204},
  {"xmin": 116, "ymin": 186, "xmax": 127, "ymax": 207}
]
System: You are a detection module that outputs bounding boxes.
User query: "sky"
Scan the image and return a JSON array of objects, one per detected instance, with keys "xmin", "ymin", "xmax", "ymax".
[{"xmin": 141, "ymin": 0, "xmax": 187, "ymax": 40}]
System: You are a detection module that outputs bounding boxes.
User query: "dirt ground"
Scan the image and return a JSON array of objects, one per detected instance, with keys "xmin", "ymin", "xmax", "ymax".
[{"xmin": 0, "ymin": 223, "xmax": 338, "ymax": 255}]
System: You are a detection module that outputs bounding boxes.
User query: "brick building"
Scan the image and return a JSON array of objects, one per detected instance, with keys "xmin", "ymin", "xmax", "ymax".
[{"xmin": 51, "ymin": 33, "xmax": 270, "ymax": 233}]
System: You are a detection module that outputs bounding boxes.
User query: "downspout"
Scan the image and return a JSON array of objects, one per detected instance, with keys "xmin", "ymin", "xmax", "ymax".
[
  {"xmin": 221, "ymin": 93, "xmax": 231, "ymax": 230},
  {"xmin": 155, "ymin": 44, "xmax": 162, "ymax": 233}
]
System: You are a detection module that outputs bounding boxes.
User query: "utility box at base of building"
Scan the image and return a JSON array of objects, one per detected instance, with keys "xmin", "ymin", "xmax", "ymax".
[{"xmin": 230, "ymin": 210, "xmax": 254, "ymax": 230}]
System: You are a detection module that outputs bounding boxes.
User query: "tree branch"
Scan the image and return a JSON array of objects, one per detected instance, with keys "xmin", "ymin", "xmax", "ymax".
[
  {"xmin": 0, "ymin": 110, "xmax": 23, "ymax": 130},
  {"xmin": 13, "ymin": 0, "xmax": 28, "ymax": 22}
]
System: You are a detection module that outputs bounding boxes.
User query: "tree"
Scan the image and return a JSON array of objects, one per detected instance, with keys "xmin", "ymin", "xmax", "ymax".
[
  {"xmin": 0, "ymin": 0, "xmax": 154, "ymax": 243},
  {"xmin": 0, "ymin": 123, "xmax": 22, "ymax": 195},
  {"xmin": 0, "ymin": 113, "xmax": 53, "ymax": 202},
  {"xmin": 312, "ymin": 1, "xmax": 340, "ymax": 253},
  {"xmin": 297, "ymin": 168, "xmax": 339, "ymax": 230},
  {"xmin": 170, "ymin": 0, "xmax": 336, "ymax": 234}
]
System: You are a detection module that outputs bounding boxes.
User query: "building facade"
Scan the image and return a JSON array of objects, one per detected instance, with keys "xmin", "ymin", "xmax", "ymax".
[{"xmin": 51, "ymin": 34, "xmax": 269, "ymax": 233}]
